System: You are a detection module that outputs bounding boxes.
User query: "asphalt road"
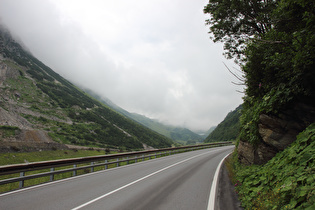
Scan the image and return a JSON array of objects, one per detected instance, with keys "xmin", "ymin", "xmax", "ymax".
[{"xmin": 0, "ymin": 145, "xmax": 234, "ymax": 210}]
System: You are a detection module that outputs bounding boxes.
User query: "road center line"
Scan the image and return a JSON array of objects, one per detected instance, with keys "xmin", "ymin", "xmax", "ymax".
[{"xmin": 71, "ymin": 150, "xmax": 220, "ymax": 210}]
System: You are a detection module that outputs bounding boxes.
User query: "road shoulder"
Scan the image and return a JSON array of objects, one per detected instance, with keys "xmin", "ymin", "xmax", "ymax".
[{"xmin": 216, "ymin": 158, "xmax": 243, "ymax": 210}]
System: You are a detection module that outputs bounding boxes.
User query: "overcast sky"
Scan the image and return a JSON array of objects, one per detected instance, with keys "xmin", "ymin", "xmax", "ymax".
[{"xmin": 0, "ymin": 0, "xmax": 243, "ymax": 132}]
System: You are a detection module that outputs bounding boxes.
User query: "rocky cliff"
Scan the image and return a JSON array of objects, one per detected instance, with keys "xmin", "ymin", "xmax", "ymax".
[{"xmin": 238, "ymin": 102, "xmax": 315, "ymax": 165}]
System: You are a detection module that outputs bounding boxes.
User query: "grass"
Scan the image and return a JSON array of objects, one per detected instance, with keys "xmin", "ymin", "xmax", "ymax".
[{"xmin": 0, "ymin": 149, "xmax": 107, "ymax": 166}]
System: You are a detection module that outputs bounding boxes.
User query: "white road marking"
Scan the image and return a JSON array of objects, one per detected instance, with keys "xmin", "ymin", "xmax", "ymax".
[{"xmin": 207, "ymin": 152, "xmax": 231, "ymax": 210}]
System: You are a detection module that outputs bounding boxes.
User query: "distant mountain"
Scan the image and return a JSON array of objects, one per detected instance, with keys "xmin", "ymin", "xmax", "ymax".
[
  {"xmin": 121, "ymin": 113, "xmax": 204, "ymax": 143},
  {"xmin": 197, "ymin": 126, "xmax": 216, "ymax": 139},
  {"xmin": 204, "ymin": 105, "xmax": 242, "ymax": 142},
  {"xmin": 0, "ymin": 25, "xmax": 174, "ymax": 151},
  {"xmin": 84, "ymin": 89, "xmax": 203, "ymax": 143}
]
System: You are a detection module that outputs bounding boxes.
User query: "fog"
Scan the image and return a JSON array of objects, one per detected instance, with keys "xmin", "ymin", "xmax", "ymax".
[{"xmin": 0, "ymin": 0, "xmax": 243, "ymax": 132}]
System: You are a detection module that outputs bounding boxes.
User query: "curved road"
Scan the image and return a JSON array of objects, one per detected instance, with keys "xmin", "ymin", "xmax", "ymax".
[{"xmin": 0, "ymin": 145, "xmax": 234, "ymax": 210}]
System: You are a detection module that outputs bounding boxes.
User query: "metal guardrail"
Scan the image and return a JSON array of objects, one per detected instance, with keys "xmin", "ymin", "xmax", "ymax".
[{"xmin": 0, "ymin": 142, "xmax": 232, "ymax": 190}]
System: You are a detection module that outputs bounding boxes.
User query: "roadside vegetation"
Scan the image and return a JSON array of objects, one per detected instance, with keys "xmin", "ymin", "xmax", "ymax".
[{"xmin": 227, "ymin": 124, "xmax": 314, "ymax": 209}]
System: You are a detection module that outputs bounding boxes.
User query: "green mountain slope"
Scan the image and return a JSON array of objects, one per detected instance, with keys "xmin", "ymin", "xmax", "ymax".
[
  {"xmin": 84, "ymin": 89, "xmax": 203, "ymax": 143},
  {"xmin": 0, "ymin": 26, "xmax": 173, "ymax": 150},
  {"xmin": 204, "ymin": 105, "xmax": 242, "ymax": 142}
]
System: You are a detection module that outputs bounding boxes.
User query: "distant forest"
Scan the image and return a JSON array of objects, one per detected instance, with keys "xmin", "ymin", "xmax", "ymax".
[{"xmin": 204, "ymin": 105, "xmax": 242, "ymax": 142}]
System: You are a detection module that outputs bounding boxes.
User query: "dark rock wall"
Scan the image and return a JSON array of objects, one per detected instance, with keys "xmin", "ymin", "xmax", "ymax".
[{"xmin": 238, "ymin": 102, "xmax": 315, "ymax": 165}]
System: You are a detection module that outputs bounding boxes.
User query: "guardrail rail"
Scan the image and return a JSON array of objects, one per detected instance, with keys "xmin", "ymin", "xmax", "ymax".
[{"xmin": 0, "ymin": 141, "xmax": 232, "ymax": 193}]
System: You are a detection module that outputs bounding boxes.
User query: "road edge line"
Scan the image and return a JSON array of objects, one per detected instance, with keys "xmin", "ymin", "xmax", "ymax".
[{"xmin": 207, "ymin": 152, "xmax": 231, "ymax": 210}]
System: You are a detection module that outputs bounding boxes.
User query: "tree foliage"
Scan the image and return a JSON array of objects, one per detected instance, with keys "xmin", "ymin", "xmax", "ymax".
[
  {"xmin": 204, "ymin": 0, "xmax": 276, "ymax": 61},
  {"xmin": 244, "ymin": 0, "xmax": 315, "ymax": 101}
]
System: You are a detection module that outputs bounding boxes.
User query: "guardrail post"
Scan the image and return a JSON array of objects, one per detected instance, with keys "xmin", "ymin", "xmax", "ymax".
[
  {"xmin": 142, "ymin": 155, "xmax": 144, "ymax": 161},
  {"xmin": 50, "ymin": 168, "xmax": 55, "ymax": 181},
  {"xmin": 91, "ymin": 162, "xmax": 94, "ymax": 172},
  {"xmin": 73, "ymin": 164, "xmax": 77, "ymax": 176},
  {"xmin": 105, "ymin": 160, "xmax": 108, "ymax": 169},
  {"xmin": 135, "ymin": 155, "xmax": 137, "ymax": 163},
  {"xmin": 117, "ymin": 158, "xmax": 119, "ymax": 167},
  {"xmin": 127, "ymin": 156, "xmax": 129, "ymax": 164},
  {"xmin": 19, "ymin": 172, "xmax": 25, "ymax": 188},
  {"xmin": 155, "ymin": 153, "xmax": 157, "ymax": 158}
]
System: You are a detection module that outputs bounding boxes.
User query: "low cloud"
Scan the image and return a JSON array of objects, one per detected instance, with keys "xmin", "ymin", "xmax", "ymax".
[{"xmin": 0, "ymin": 0, "xmax": 243, "ymax": 131}]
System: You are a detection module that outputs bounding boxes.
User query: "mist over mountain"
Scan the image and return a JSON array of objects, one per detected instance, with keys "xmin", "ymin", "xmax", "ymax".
[
  {"xmin": 197, "ymin": 126, "xmax": 216, "ymax": 139},
  {"xmin": 0, "ymin": 0, "xmax": 244, "ymax": 133},
  {"xmin": 83, "ymin": 89, "xmax": 204, "ymax": 143}
]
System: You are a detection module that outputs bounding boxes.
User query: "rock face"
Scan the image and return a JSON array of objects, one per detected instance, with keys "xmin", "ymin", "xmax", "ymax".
[
  {"xmin": 0, "ymin": 61, "xmax": 20, "ymax": 86},
  {"xmin": 238, "ymin": 140, "xmax": 278, "ymax": 165},
  {"xmin": 238, "ymin": 102, "xmax": 315, "ymax": 165},
  {"xmin": 0, "ymin": 107, "xmax": 33, "ymax": 129},
  {"xmin": 0, "ymin": 107, "xmax": 70, "ymax": 152}
]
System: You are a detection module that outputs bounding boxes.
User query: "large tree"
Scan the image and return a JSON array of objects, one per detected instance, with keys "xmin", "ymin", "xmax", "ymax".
[
  {"xmin": 204, "ymin": 0, "xmax": 276, "ymax": 61},
  {"xmin": 243, "ymin": 0, "xmax": 315, "ymax": 101}
]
